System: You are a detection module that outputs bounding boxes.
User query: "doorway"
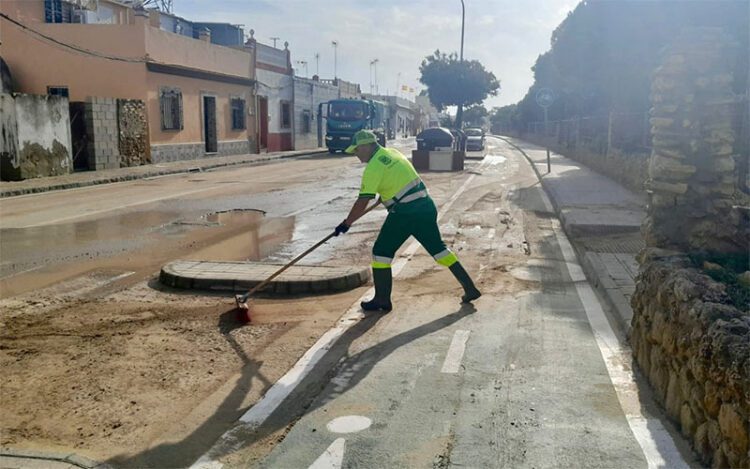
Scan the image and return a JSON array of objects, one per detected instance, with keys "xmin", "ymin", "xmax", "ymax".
[
  {"xmin": 259, "ymin": 96, "xmax": 268, "ymax": 151},
  {"xmin": 203, "ymin": 96, "xmax": 217, "ymax": 153}
]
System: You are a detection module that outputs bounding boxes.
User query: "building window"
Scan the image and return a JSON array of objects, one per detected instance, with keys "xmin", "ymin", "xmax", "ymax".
[
  {"xmin": 160, "ymin": 87, "xmax": 183, "ymax": 131},
  {"xmin": 231, "ymin": 98, "xmax": 246, "ymax": 130},
  {"xmin": 280, "ymin": 101, "xmax": 291, "ymax": 129},
  {"xmin": 301, "ymin": 110, "xmax": 311, "ymax": 133},
  {"xmin": 47, "ymin": 86, "xmax": 69, "ymax": 98}
]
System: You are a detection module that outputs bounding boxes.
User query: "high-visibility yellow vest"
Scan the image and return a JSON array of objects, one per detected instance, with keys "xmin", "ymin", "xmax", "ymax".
[{"xmin": 358, "ymin": 146, "xmax": 428, "ymax": 208}]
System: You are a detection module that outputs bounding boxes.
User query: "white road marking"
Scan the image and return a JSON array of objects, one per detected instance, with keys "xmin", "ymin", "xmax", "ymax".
[
  {"xmin": 546, "ymin": 202, "xmax": 689, "ymax": 469},
  {"xmin": 192, "ymin": 171, "xmax": 480, "ymax": 468},
  {"xmin": 326, "ymin": 415, "xmax": 372, "ymax": 434},
  {"xmin": 441, "ymin": 330, "xmax": 471, "ymax": 374},
  {"xmin": 308, "ymin": 438, "xmax": 345, "ymax": 469}
]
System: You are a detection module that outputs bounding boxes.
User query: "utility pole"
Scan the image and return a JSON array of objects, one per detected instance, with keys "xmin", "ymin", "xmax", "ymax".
[
  {"xmin": 455, "ymin": 0, "xmax": 466, "ymax": 129},
  {"xmin": 331, "ymin": 41, "xmax": 338, "ymax": 79},
  {"xmin": 270, "ymin": 36, "xmax": 280, "ymax": 48},
  {"xmin": 396, "ymin": 72, "xmax": 401, "ymax": 98},
  {"xmin": 314, "ymin": 53, "xmax": 320, "ymax": 76},
  {"xmin": 370, "ymin": 58, "xmax": 379, "ymax": 95}
]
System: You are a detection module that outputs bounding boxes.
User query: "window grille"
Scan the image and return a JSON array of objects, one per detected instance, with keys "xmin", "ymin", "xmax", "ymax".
[
  {"xmin": 301, "ymin": 110, "xmax": 311, "ymax": 133},
  {"xmin": 231, "ymin": 98, "xmax": 246, "ymax": 130},
  {"xmin": 160, "ymin": 88, "xmax": 183, "ymax": 131},
  {"xmin": 280, "ymin": 102, "xmax": 291, "ymax": 129}
]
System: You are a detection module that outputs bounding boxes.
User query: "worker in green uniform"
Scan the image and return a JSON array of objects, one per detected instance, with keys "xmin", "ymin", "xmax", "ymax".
[{"xmin": 334, "ymin": 130, "xmax": 481, "ymax": 312}]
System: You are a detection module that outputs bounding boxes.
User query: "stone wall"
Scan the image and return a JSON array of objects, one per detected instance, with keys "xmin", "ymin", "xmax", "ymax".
[
  {"xmin": 631, "ymin": 250, "xmax": 749, "ymax": 468},
  {"xmin": 632, "ymin": 27, "xmax": 750, "ymax": 469},
  {"xmin": 645, "ymin": 28, "xmax": 748, "ymax": 254},
  {"xmin": 117, "ymin": 99, "xmax": 150, "ymax": 167},
  {"xmin": 0, "ymin": 93, "xmax": 72, "ymax": 181},
  {"xmin": 85, "ymin": 97, "xmax": 120, "ymax": 171}
]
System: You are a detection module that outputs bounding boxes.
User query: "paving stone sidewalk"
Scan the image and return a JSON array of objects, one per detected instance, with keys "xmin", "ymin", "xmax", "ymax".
[
  {"xmin": 503, "ymin": 136, "xmax": 647, "ymax": 332},
  {"xmin": 0, "ymin": 148, "xmax": 325, "ymax": 198},
  {"xmin": 160, "ymin": 260, "xmax": 370, "ymax": 295}
]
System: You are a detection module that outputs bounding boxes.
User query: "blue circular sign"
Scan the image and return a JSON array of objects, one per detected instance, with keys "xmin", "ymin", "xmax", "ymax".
[{"xmin": 535, "ymin": 88, "xmax": 555, "ymax": 108}]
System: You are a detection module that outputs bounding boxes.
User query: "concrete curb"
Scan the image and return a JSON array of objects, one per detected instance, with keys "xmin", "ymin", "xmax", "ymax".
[
  {"xmin": 159, "ymin": 260, "xmax": 370, "ymax": 295},
  {"xmin": 497, "ymin": 135, "xmax": 634, "ymax": 333},
  {"xmin": 579, "ymin": 251, "xmax": 634, "ymax": 332},
  {"xmin": 0, "ymin": 448, "xmax": 112, "ymax": 469},
  {"xmin": 0, "ymin": 149, "xmax": 325, "ymax": 198}
]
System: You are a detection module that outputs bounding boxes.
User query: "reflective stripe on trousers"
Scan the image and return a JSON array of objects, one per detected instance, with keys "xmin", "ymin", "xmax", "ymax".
[
  {"xmin": 372, "ymin": 255, "xmax": 393, "ymax": 269},
  {"xmin": 433, "ymin": 249, "xmax": 458, "ymax": 267}
]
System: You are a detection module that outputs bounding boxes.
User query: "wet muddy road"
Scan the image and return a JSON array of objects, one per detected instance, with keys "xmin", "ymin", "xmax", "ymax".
[
  {"xmin": 0, "ymin": 141, "xmax": 430, "ymax": 465},
  {"xmin": 2, "ymin": 138, "xmax": 564, "ymax": 468}
]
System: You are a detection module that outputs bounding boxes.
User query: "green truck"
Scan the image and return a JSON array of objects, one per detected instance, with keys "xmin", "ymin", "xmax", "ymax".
[{"xmin": 321, "ymin": 98, "xmax": 387, "ymax": 153}]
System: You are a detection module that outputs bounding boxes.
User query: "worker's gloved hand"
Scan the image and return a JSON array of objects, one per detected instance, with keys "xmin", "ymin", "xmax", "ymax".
[{"xmin": 334, "ymin": 222, "xmax": 350, "ymax": 236}]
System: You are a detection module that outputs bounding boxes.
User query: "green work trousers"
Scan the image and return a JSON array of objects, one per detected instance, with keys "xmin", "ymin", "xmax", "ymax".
[{"xmin": 371, "ymin": 197, "xmax": 458, "ymax": 269}]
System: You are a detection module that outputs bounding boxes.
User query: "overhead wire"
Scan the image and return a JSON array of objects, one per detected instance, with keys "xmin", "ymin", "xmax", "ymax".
[{"xmin": 0, "ymin": 12, "xmax": 147, "ymax": 63}]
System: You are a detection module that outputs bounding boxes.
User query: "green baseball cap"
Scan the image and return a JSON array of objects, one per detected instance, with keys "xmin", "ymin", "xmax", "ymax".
[{"xmin": 345, "ymin": 130, "xmax": 378, "ymax": 154}]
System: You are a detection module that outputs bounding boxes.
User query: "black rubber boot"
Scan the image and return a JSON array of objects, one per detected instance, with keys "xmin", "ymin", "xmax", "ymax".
[
  {"xmin": 449, "ymin": 262, "xmax": 482, "ymax": 303},
  {"xmin": 361, "ymin": 268, "xmax": 393, "ymax": 312}
]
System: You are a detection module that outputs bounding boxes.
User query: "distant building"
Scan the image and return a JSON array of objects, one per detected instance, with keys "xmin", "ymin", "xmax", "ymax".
[
  {"xmin": 248, "ymin": 36, "xmax": 294, "ymax": 152},
  {"xmin": 364, "ymin": 94, "xmax": 418, "ymax": 138},
  {"xmin": 0, "ymin": 0, "xmax": 258, "ymax": 163},
  {"xmin": 415, "ymin": 95, "xmax": 440, "ymax": 128},
  {"xmin": 293, "ymin": 76, "xmax": 339, "ymax": 150}
]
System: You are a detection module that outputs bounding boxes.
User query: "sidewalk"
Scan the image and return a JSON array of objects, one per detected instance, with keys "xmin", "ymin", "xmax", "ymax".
[
  {"xmin": 502, "ymin": 136, "xmax": 646, "ymax": 332},
  {"xmin": 0, "ymin": 148, "xmax": 326, "ymax": 198}
]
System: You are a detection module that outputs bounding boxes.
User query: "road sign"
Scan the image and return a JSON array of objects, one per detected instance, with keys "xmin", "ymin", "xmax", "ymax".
[{"xmin": 535, "ymin": 88, "xmax": 555, "ymax": 108}]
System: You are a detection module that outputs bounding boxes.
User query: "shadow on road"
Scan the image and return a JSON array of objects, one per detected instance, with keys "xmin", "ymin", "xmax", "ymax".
[{"xmin": 105, "ymin": 308, "xmax": 273, "ymax": 468}]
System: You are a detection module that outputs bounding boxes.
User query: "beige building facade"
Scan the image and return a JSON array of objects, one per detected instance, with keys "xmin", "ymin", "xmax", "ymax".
[{"xmin": 0, "ymin": 0, "xmax": 257, "ymax": 162}]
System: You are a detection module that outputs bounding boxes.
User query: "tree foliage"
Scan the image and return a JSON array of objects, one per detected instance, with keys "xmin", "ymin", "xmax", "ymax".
[
  {"xmin": 419, "ymin": 50, "xmax": 500, "ymax": 115},
  {"xmin": 463, "ymin": 105, "xmax": 488, "ymax": 128},
  {"xmin": 507, "ymin": 1, "xmax": 748, "ymax": 133}
]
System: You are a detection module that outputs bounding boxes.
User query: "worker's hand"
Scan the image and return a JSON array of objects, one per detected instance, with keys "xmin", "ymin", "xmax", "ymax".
[{"xmin": 334, "ymin": 221, "xmax": 350, "ymax": 236}]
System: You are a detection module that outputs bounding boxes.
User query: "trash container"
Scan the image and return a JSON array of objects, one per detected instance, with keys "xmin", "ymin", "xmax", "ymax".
[{"xmin": 416, "ymin": 127, "xmax": 454, "ymax": 151}]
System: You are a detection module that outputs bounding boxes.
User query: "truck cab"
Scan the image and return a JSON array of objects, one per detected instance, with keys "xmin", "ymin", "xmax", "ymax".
[{"xmin": 323, "ymin": 99, "xmax": 386, "ymax": 153}]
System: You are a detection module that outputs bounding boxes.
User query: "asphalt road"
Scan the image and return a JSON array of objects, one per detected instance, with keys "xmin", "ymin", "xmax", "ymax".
[{"xmin": 0, "ymin": 138, "xmax": 694, "ymax": 468}]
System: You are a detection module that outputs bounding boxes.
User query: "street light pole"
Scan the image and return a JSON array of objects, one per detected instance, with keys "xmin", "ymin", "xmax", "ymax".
[
  {"xmin": 314, "ymin": 53, "xmax": 320, "ymax": 76},
  {"xmin": 331, "ymin": 41, "xmax": 338, "ymax": 79},
  {"xmin": 456, "ymin": 0, "xmax": 465, "ymax": 129}
]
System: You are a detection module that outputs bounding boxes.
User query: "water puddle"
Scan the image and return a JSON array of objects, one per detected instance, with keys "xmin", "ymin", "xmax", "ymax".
[
  {"xmin": 0, "ymin": 208, "xmax": 295, "ymax": 282},
  {"xmin": 190, "ymin": 209, "xmax": 295, "ymax": 261}
]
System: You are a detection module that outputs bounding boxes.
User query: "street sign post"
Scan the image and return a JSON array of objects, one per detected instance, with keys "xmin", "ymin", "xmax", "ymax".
[{"xmin": 535, "ymin": 88, "xmax": 555, "ymax": 174}]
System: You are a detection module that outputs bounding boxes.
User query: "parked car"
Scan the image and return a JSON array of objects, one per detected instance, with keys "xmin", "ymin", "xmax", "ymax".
[{"xmin": 464, "ymin": 127, "xmax": 485, "ymax": 151}]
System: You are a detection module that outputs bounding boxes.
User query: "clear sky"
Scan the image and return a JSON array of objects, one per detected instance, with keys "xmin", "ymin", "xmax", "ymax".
[{"xmin": 173, "ymin": 0, "xmax": 578, "ymax": 110}]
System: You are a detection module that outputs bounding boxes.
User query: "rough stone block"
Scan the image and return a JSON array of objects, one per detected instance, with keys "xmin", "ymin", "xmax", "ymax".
[{"xmin": 718, "ymin": 404, "xmax": 748, "ymax": 456}]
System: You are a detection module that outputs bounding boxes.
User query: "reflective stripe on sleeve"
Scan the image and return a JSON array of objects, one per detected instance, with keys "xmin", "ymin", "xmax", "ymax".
[{"xmin": 433, "ymin": 249, "xmax": 458, "ymax": 267}]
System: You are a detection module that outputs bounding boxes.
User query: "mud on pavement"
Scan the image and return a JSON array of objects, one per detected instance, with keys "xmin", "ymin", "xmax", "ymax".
[{"xmin": 1, "ymin": 140, "xmax": 541, "ymax": 468}]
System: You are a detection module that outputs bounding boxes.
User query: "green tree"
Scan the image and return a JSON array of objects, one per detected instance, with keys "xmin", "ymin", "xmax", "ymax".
[
  {"xmin": 419, "ymin": 50, "xmax": 500, "ymax": 128},
  {"xmin": 463, "ymin": 105, "xmax": 488, "ymax": 128},
  {"xmin": 490, "ymin": 104, "xmax": 517, "ymax": 134}
]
